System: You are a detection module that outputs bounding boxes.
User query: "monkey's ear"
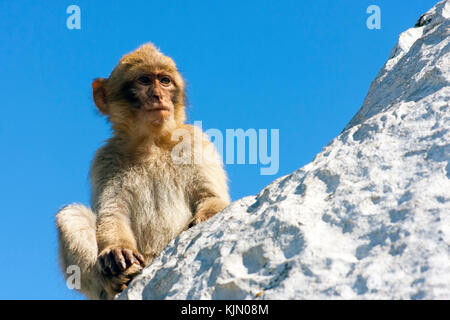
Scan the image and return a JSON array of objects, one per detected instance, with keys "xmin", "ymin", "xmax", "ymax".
[{"xmin": 92, "ymin": 78, "xmax": 108, "ymax": 115}]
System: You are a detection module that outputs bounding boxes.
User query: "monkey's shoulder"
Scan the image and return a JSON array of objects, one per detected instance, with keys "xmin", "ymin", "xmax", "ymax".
[{"xmin": 91, "ymin": 142, "xmax": 124, "ymax": 170}]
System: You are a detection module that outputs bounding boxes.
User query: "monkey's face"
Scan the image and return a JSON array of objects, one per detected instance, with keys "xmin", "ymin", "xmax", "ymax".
[
  {"xmin": 120, "ymin": 71, "xmax": 177, "ymax": 127},
  {"xmin": 92, "ymin": 44, "xmax": 186, "ymax": 136}
]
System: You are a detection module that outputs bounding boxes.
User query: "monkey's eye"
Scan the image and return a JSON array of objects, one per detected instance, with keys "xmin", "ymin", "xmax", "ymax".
[
  {"xmin": 137, "ymin": 75, "xmax": 151, "ymax": 85},
  {"xmin": 160, "ymin": 76, "xmax": 171, "ymax": 85}
]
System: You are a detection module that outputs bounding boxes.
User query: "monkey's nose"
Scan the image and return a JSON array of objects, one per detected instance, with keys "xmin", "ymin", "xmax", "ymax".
[{"xmin": 149, "ymin": 92, "xmax": 162, "ymax": 101}]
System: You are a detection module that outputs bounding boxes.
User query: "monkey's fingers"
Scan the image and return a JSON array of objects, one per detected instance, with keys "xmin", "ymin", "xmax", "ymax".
[
  {"xmin": 106, "ymin": 252, "xmax": 121, "ymax": 275},
  {"xmin": 189, "ymin": 209, "xmax": 218, "ymax": 228},
  {"xmin": 122, "ymin": 248, "xmax": 145, "ymax": 268},
  {"xmin": 188, "ymin": 219, "xmax": 196, "ymax": 228},
  {"xmin": 98, "ymin": 256, "xmax": 107, "ymax": 274},
  {"xmin": 112, "ymin": 248, "xmax": 127, "ymax": 271},
  {"xmin": 99, "ymin": 254, "xmax": 115, "ymax": 276},
  {"xmin": 134, "ymin": 252, "xmax": 145, "ymax": 266},
  {"xmin": 188, "ymin": 216, "xmax": 204, "ymax": 228},
  {"xmin": 122, "ymin": 249, "xmax": 136, "ymax": 268}
]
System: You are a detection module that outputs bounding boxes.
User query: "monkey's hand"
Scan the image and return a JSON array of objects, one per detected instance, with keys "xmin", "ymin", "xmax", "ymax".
[
  {"xmin": 98, "ymin": 246, "xmax": 145, "ymax": 298},
  {"xmin": 188, "ymin": 211, "xmax": 215, "ymax": 228},
  {"xmin": 188, "ymin": 198, "xmax": 229, "ymax": 228}
]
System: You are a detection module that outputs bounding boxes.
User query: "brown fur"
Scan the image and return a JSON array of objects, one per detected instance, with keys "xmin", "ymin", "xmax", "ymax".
[{"xmin": 56, "ymin": 43, "xmax": 230, "ymax": 299}]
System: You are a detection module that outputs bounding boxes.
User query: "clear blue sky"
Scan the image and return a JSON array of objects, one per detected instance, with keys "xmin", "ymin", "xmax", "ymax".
[{"xmin": 0, "ymin": 0, "xmax": 436, "ymax": 299}]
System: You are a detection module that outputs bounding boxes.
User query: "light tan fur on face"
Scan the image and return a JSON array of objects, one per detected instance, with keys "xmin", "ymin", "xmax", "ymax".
[{"xmin": 56, "ymin": 43, "xmax": 230, "ymax": 299}]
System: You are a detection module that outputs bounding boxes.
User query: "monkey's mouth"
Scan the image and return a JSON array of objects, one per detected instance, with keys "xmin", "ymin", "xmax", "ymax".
[
  {"xmin": 141, "ymin": 103, "xmax": 171, "ymax": 113},
  {"xmin": 139, "ymin": 106, "xmax": 171, "ymax": 123},
  {"xmin": 147, "ymin": 107, "xmax": 170, "ymax": 112}
]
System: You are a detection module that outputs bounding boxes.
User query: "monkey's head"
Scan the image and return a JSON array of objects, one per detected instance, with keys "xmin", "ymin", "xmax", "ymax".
[{"xmin": 92, "ymin": 43, "xmax": 186, "ymax": 137}]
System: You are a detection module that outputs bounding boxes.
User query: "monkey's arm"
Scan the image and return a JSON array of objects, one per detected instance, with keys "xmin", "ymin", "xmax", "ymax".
[
  {"xmin": 90, "ymin": 152, "xmax": 139, "ymax": 254},
  {"xmin": 90, "ymin": 151, "xmax": 145, "ymax": 298},
  {"xmin": 91, "ymin": 176, "xmax": 145, "ymax": 298},
  {"xmin": 95, "ymin": 200, "xmax": 138, "ymax": 253},
  {"xmin": 189, "ymin": 137, "xmax": 231, "ymax": 226},
  {"xmin": 94, "ymin": 179, "xmax": 144, "ymax": 255}
]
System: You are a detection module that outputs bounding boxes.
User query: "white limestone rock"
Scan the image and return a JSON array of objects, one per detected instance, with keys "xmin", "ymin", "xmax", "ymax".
[{"xmin": 119, "ymin": 0, "xmax": 450, "ymax": 300}]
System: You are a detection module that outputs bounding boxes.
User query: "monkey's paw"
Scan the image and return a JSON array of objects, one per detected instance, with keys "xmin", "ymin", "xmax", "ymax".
[
  {"xmin": 98, "ymin": 246, "xmax": 145, "ymax": 298},
  {"xmin": 188, "ymin": 212, "xmax": 214, "ymax": 228}
]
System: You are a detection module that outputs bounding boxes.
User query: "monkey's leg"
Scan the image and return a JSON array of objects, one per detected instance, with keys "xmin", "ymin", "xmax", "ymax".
[{"xmin": 56, "ymin": 204, "xmax": 104, "ymax": 300}]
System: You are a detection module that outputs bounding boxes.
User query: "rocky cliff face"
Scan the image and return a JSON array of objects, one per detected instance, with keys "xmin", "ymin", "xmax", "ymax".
[{"xmin": 119, "ymin": 0, "xmax": 450, "ymax": 300}]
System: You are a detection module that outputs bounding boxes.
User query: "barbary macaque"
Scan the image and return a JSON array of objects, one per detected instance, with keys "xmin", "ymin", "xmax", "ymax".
[{"xmin": 56, "ymin": 43, "xmax": 230, "ymax": 299}]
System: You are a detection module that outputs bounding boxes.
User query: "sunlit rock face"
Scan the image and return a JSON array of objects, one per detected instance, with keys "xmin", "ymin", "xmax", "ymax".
[{"xmin": 119, "ymin": 0, "xmax": 450, "ymax": 300}]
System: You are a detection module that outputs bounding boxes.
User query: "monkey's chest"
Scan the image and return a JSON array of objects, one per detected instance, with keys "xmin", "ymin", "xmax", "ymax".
[
  {"xmin": 124, "ymin": 161, "xmax": 193, "ymax": 256},
  {"xmin": 126, "ymin": 162, "xmax": 191, "ymax": 213}
]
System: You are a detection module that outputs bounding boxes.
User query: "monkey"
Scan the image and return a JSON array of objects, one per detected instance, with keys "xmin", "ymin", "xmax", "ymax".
[{"xmin": 56, "ymin": 43, "xmax": 230, "ymax": 300}]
